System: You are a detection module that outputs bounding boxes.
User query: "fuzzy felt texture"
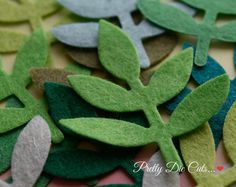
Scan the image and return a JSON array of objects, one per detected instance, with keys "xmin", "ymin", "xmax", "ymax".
[
  {"xmin": 61, "ymin": 20, "xmax": 229, "ymax": 171},
  {"xmin": 53, "ymin": 0, "xmax": 195, "ymax": 68},
  {"xmin": 0, "ymin": 30, "xmax": 63, "ymax": 143},
  {"xmin": 138, "ymin": 0, "xmax": 236, "ymax": 66}
]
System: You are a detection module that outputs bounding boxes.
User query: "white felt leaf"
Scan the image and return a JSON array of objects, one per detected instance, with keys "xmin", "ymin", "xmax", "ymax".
[
  {"xmin": 142, "ymin": 151, "xmax": 180, "ymax": 187},
  {"xmin": 11, "ymin": 116, "xmax": 51, "ymax": 187},
  {"xmin": 0, "ymin": 181, "xmax": 11, "ymax": 187},
  {"xmin": 58, "ymin": 0, "xmax": 137, "ymax": 18}
]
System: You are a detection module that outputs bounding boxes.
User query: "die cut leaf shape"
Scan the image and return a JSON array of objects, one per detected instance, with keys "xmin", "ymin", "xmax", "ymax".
[
  {"xmin": 138, "ymin": 0, "xmax": 236, "ymax": 66},
  {"xmin": 0, "ymin": 30, "xmax": 63, "ymax": 143},
  {"xmin": 53, "ymin": 0, "xmax": 195, "ymax": 68},
  {"xmin": 61, "ymin": 20, "xmax": 229, "ymax": 171},
  {"xmin": 0, "ymin": 116, "xmax": 51, "ymax": 187}
]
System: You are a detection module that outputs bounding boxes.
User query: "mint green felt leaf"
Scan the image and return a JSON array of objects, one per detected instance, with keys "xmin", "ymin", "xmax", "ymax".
[
  {"xmin": 98, "ymin": 20, "xmax": 140, "ymax": 83},
  {"xmin": 60, "ymin": 118, "xmax": 152, "ymax": 147},
  {"xmin": 146, "ymin": 48, "xmax": 193, "ymax": 105},
  {"xmin": 0, "ymin": 30, "xmax": 27, "ymax": 53},
  {"xmin": 168, "ymin": 74, "xmax": 230, "ymax": 137},
  {"xmin": 68, "ymin": 75, "xmax": 140, "ymax": 112},
  {"xmin": 138, "ymin": 0, "xmax": 198, "ymax": 35},
  {"xmin": 12, "ymin": 29, "xmax": 48, "ymax": 87},
  {"xmin": 215, "ymin": 21, "xmax": 236, "ymax": 41}
]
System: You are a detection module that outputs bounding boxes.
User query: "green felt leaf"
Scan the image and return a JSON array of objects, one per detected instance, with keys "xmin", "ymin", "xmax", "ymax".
[
  {"xmin": 223, "ymin": 102, "xmax": 236, "ymax": 164},
  {"xmin": 146, "ymin": 48, "xmax": 193, "ymax": 105},
  {"xmin": 181, "ymin": 0, "xmax": 236, "ymax": 14},
  {"xmin": 215, "ymin": 20, "xmax": 236, "ymax": 41},
  {"xmin": 12, "ymin": 29, "xmax": 48, "ymax": 86},
  {"xmin": 68, "ymin": 75, "xmax": 139, "ymax": 112},
  {"xmin": 60, "ymin": 118, "xmax": 152, "ymax": 147},
  {"xmin": 180, "ymin": 123, "xmax": 215, "ymax": 181},
  {"xmin": 0, "ymin": 30, "xmax": 27, "ymax": 53},
  {"xmin": 98, "ymin": 20, "xmax": 140, "ymax": 83},
  {"xmin": 138, "ymin": 0, "xmax": 198, "ymax": 35},
  {"xmin": 0, "ymin": 73, "xmax": 13, "ymax": 101},
  {"xmin": 168, "ymin": 74, "xmax": 230, "ymax": 137}
]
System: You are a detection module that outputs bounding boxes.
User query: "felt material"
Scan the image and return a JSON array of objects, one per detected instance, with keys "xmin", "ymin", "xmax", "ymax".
[
  {"xmin": 64, "ymin": 62, "xmax": 91, "ymax": 75},
  {"xmin": 66, "ymin": 33, "xmax": 177, "ymax": 70},
  {"xmin": 138, "ymin": 0, "xmax": 236, "ymax": 66},
  {"xmin": 30, "ymin": 68, "xmax": 75, "ymax": 88},
  {"xmin": 0, "ymin": 116, "xmax": 51, "ymax": 187},
  {"xmin": 0, "ymin": 30, "xmax": 27, "ymax": 53},
  {"xmin": 0, "ymin": 30, "xmax": 63, "ymax": 143},
  {"xmin": 65, "ymin": 21, "xmax": 230, "ymax": 170},
  {"xmin": 142, "ymin": 152, "xmax": 180, "ymax": 187},
  {"xmin": 53, "ymin": 0, "xmax": 195, "ymax": 68},
  {"xmin": 0, "ymin": 0, "xmax": 59, "ymax": 30}
]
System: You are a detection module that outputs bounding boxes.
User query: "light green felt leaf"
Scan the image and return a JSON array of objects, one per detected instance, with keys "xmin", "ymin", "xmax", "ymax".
[
  {"xmin": 168, "ymin": 74, "xmax": 230, "ymax": 137},
  {"xmin": 68, "ymin": 75, "xmax": 139, "ymax": 112},
  {"xmin": 223, "ymin": 102, "xmax": 236, "ymax": 164},
  {"xmin": 181, "ymin": 0, "xmax": 236, "ymax": 14},
  {"xmin": 138, "ymin": 0, "xmax": 198, "ymax": 35},
  {"xmin": 215, "ymin": 20, "xmax": 236, "ymax": 41},
  {"xmin": 146, "ymin": 48, "xmax": 193, "ymax": 106},
  {"xmin": 98, "ymin": 20, "xmax": 140, "ymax": 83},
  {"xmin": 60, "ymin": 118, "xmax": 152, "ymax": 147},
  {"xmin": 0, "ymin": 30, "xmax": 27, "ymax": 53},
  {"xmin": 180, "ymin": 123, "xmax": 215, "ymax": 181},
  {"xmin": 12, "ymin": 29, "xmax": 48, "ymax": 87}
]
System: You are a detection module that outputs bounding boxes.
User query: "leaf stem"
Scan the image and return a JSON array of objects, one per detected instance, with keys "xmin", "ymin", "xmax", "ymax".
[
  {"xmin": 203, "ymin": 10, "xmax": 218, "ymax": 25},
  {"xmin": 195, "ymin": 34, "xmax": 211, "ymax": 66},
  {"xmin": 29, "ymin": 16, "xmax": 43, "ymax": 31}
]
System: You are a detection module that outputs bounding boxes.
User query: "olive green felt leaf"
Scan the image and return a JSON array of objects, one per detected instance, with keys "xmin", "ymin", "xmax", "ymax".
[
  {"xmin": 12, "ymin": 29, "xmax": 48, "ymax": 87},
  {"xmin": 223, "ymin": 102, "xmax": 236, "ymax": 163},
  {"xmin": 0, "ymin": 30, "xmax": 27, "ymax": 53},
  {"xmin": 98, "ymin": 20, "xmax": 140, "ymax": 83},
  {"xmin": 60, "ymin": 118, "xmax": 152, "ymax": 147},
  {"xmin": 146, "ymin": 48, "xmax": 193, "ymax": 106},
  {"xmin": 68, "ymin": 75, "xmax": 140, "ymax": 112},
  {"xmin": 138, "ymin": 0, "xmax": 236, "ymax": 66},
  {"xmin": 0, "ymin": 30, "xmax": 63, "ymax": 143},
  {"xmin": 168, "ymin": 74, "xmax": 230, "ymax": 137}
]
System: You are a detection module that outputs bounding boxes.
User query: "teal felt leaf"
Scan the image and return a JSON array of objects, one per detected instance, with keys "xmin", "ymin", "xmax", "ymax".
[
  {"xmin": 168, "ymin": 74, "xmax": 230, "ymax": 137},
  {"xmin": 60, "ymin": 118, "xmax": 153, "ymax": 147},
  {"xmin": 68, "ymin": 75, "xmax": 140, "ymax": 112},
  {"xmin": 12, "ymin": 29, "xmax": 48, "ymax": 86},
  {"xmin": 98, "ymin": 20, "xmax": 140, "ymax": 83},
  {"xmin": 138, "ymin": 0, "xmax": 198, "ymax": 35},
  {"xmin": 146, "ymin": 48, "xmax": 193, "ymax": 105},
  {"xmin": 215, "ymin": 20, "xmax": 236, "ymax": 41}
]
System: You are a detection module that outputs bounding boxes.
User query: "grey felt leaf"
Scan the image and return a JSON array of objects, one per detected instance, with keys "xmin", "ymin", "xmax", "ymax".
[
  {"xmin": 58, "ymin": 0, "xmax": 137, "ymax": 18},
  {"xmin": 11, "ymin": 116, "xmax": 51, "ymax": 187},
  {"xmin": 142, "ymin": 152, "xmax": 180, "ymax": 187},
  {"xmin": 0, "ymin": 181, "xmax": 11, "ymax": 187}
]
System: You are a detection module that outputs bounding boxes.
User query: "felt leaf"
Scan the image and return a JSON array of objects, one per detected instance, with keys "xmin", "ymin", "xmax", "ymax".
[
  {"xmin": 223, "ymin": 102, "xmax": 236, "ymax": 163},
  {"xmin": 58, "ymin": 0, "xmax": 136, "ymax": 18},
  {"xmin": 0, "ymin": 30, "xmax": 26, "ymax": 53},
  {"xmin": 60, "ymin": 118, "xmax": 152, "ymax": 147},
  {"xmin": 68, "ymin": 75, "xmax": 139, "ymax": 112},
  {"xmin": 98, "ymin": 20, "xmax": 140, "ymax": 82},
  {"xmin": 180, "ymin": 123, "xmax": 215, "ymax": 180},
  {"xmin": 142, "ymin": 151, "xmax": 180, "ymax": 187},
  {"xmin": 168, "ymin": 74, "xmax": 230, "ymax": 137},
  {"xmin": 181, "ymin": 0, "xmax": 236, "ymax": 14},
  {"xmin": 30, "ymin": 68, "xmax": 75, "ymax": 89},
  {"xmin": 52, "ymin": 23, "xmax": 99, "ymax": 48},
  {"xmin": 215, "ymin": 21, "xmax": 236, "ymax": 41},
  {"xmin": 12, "ymin": 29, "xmax": 48, "ymax": 86},
  {"xmin": 11, "ymin": 116, "xmax": 51, "ymax": 187},
  {"xmin": 146, "ymin": 48, "xmax": 193, "ymax": 105},
  {"xmin": 138, "ymin": 0, "xmax": 198, "ymax": 35}
]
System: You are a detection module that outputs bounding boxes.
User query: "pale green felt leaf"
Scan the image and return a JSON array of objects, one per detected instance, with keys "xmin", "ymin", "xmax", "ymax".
[
  {"xmin": 181, "ymin": 0, "xmax": 236, "ymax": 14},
  {"xmin": 146, "ymin": 48, "xmax": 193, "ymax": 106},
  {"xmin": 168, "ymin": 74, "xmax": 230, "ymax": 137},
  {"xmin": 98, "ymin": 20, "xmax": 140, "ymax": 83},
  {"xmin": 180, "ymin": 123, "xmax": 215, "ymax": 181},
  {"xmin": 0, "ymin": 30, "xmax": 27, "ymax": 53},
  {"xmin": 68, "ymin": 75, "xmax": 140, "ymax": 112},
  {"xmin": 60, "ymin": 118, "xmax": 152, "ymax": 147},
  {"xmin": 215, "ymin": 20, "xmax": 236, "ymax": 41},
  {"xmin": 138, "ymin": 0, "xmax": 198, "ymax": 36},
  {"xmin": 12, "ymin": 29, "xmax": 48, "ymax": 87},
  {"xmin": 223, "ymin": 102, "xmax": 236, "ymax": 164}
]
